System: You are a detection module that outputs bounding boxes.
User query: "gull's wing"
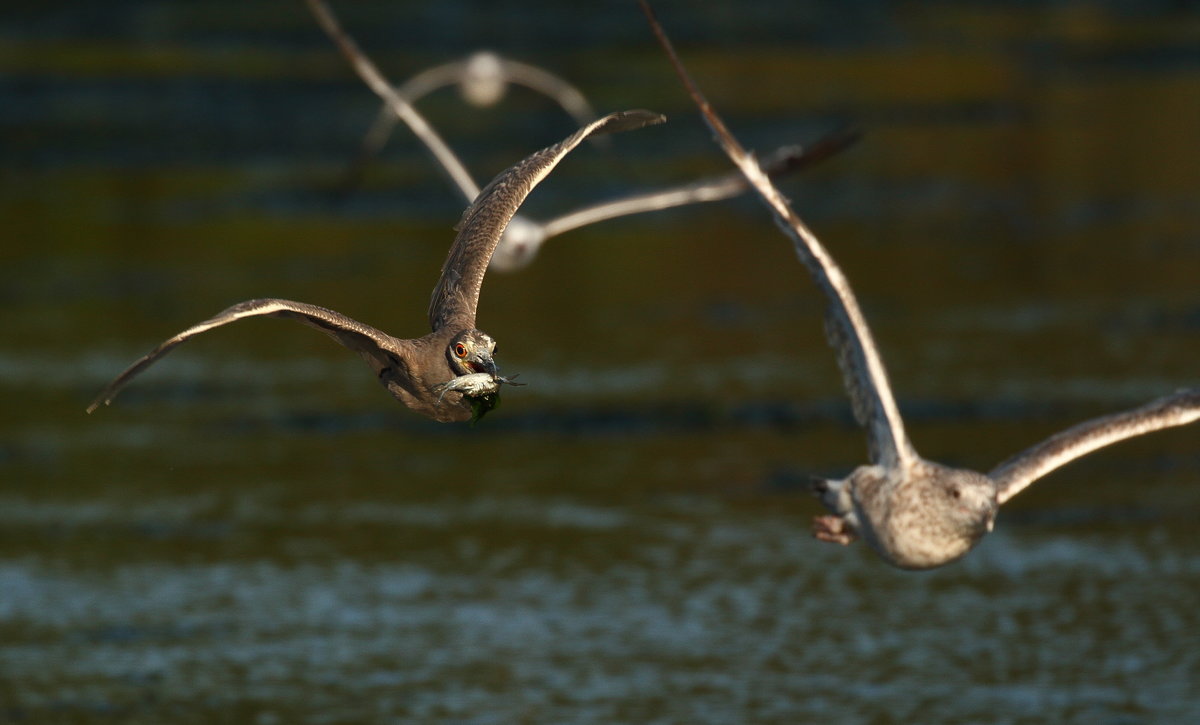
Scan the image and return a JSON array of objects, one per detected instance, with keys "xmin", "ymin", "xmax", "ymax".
[
  {"xmin": 343, "ymin": 51, "xmax": 607, "ymax": 199},
  {"xmin": 307, "ymin": 0, "xmax": 480, "ymax": 202},
  {"xmin": 428, "ymin": 110, "xmax": 666, "ymax": 332},
  {"xmin": 498, "ymin": 58, "xmax": 601, "ymax": 129},
  {"xmin": 86, "ymin": 299, "xmax": 410, "ymax": 413},
  {"xmin": 642, "ymin": 2, "xmax": 917, "ymax": 469},
  {"xmin": 396, "ymin": 59, "xmax": 473, "ymax": 102},
  {"xmin": 989, "ymin": 389, "xmax": 1200, "ymax": 504},
  {"xmin": 342, "ymin": 61, "xmax": 480, "ymax": 200},
  {"xmin": 542, "ymin": 131, "xmax": 860, "ymax": 239}
]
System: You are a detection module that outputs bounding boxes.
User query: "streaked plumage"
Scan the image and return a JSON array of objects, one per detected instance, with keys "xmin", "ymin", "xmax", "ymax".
[
  {"xmin": 89, "ymin": 6, "xmax": 665, "ymax": 424},
  {"xmin": 90, "ymin": 109, "xmax": 664, "ymax": 421}
]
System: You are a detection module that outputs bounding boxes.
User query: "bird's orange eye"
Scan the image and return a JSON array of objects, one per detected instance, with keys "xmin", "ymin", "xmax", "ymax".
[{"xmin": 454, "ymin": 343, "xmax": 468, "ymax": 358}]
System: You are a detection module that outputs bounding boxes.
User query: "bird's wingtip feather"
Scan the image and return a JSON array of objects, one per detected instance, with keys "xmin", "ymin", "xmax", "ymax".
[{"xmin": 597, "ymin": 109, "xmax": 666, "ymax": 135}]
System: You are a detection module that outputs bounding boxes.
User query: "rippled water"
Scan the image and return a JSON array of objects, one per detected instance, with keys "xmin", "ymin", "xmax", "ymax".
[{"xmin": 3, "ymin": 1, "xmax": 1200, "ymax": 722}]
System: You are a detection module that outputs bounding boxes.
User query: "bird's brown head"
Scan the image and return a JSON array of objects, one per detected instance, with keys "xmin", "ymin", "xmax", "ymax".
[{"xmin": 447, "ymin": 329, "xmax": 498, "ymax": 378}]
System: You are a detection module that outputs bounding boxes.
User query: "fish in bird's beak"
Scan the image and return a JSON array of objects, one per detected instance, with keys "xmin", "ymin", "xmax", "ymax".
[{"xmin": 467, "ymin": 356, "xmax": 498, "ymax": 378}]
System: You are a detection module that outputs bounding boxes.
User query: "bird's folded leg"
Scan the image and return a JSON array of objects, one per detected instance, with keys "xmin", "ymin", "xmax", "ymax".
[{"xmin": 812, "ymin": 515, "xmax": 857, "ymax": 545}]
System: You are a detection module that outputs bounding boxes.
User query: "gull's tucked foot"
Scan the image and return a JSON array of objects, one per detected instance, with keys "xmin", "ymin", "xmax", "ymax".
[{"xmin": 812, "ymin": 515, "xmax": 857, "ymax": 545}]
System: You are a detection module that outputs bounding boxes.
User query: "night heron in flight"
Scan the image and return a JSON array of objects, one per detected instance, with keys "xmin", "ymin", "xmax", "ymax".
[
  {"xmin": 88, "ymin": 109, "xmax": 665, "ymax": 423},
  {"xmin": 87, "ymin": 3, "xmax": 667, "ymax": 424},
  {"xmin": 645, "ymin": 1, "xmax": 1200, "ymax": 570}
]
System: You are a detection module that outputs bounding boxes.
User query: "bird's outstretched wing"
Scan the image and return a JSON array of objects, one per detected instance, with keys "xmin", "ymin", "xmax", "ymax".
[
  {"xmin": 428, "ymin": 109, "xmax": 666, "ymax": 332},
  {"xmin": 396, "ymin": 59, "xmax": 474, "ymax": 102},
  {"xmin": 989, "ymin": 389, "xmax": 1200, "ymax": 504},
  {"xmin": 343, "ymin": 52, "xmax": 605, "ymax": 198},
  {"xmin": 541, "ymin": 130, "xmax": 860, "ymax": 239},
  {"xmin": 641, "ymin": 2, "xmax": 916, "ymax": 469},
  {"xmin": 499, "ymin": 57, "xmax": 600, "ymax": 129},
  {"xmin": 343, "ymin": 59, "xmax": 482, "ymax": 201},
  {"xmin": 306, "ymin": 0, "xmax": 480, "ymax": 203},
  {"xmin": 86, "ymin": 299, "xmax": 407, "ymax": 413}
]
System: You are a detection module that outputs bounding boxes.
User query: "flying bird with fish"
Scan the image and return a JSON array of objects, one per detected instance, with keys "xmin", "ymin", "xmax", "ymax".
[
  {"xmin": 86, "ymin": 3, "xmax": 666, "ymax": 424},
  {"xmin": 87, "ymin": 108, "xmax": 665, "ymax": 422}
]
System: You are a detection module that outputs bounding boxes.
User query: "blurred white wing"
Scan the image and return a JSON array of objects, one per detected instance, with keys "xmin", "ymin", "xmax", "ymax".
[
  {"xmin": 307, "ymin": 0, "xmax": 480, "ymax": 201},
  {"xmin": 542, "ymin": 133, "xmax": 859, "ymax": 239},
  {"xmin": 989, "ymin": 389, "xmax": 1200, "ymax": 504}
]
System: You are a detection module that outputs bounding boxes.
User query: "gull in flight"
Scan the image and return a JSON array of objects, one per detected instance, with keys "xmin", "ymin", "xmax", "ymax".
[
  {"xmin": 309, "ymin": 0, "xmax": 855, "ymax": 273},
  {"xmin": 87, "ymin": 5, "xmax": 665, "ymax": 424},
  {"xmin": 643, "ymin": 1, "xmax": 1199, "ymax": 570},
  {"xmin": 343, "ymin": 49, "xmax": 602, "ymax": 191}
]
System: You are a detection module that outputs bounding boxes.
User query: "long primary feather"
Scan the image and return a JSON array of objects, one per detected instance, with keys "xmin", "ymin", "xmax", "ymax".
[{"xmin": 639, "ymin": 1, "xmax": 915, "ymax": 468}]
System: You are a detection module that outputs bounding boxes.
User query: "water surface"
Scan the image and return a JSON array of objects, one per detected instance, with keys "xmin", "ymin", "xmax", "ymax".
[{"xmin": 3, "ymin": 1, "xmax": 1199, "ymax": 722}]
